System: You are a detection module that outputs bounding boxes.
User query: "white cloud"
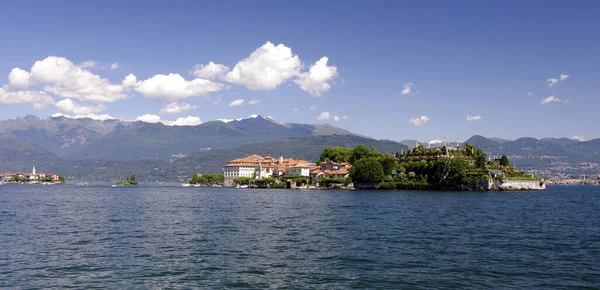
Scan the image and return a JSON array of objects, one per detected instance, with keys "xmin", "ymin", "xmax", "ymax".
[
  {"xmin": 225, "ymin": 41, "xmax": 302, "ymax": 91},
  {"xmin": 55, "ymin": 98, "xmax": 105, "ymax": 115},
  {"xmin": 310, "ymin": 104, "xmax": 317, "ymax": 111},
  {"xmin": 408, "ymin": 116, "xmax": 429, "ymax": 126},
  {"xmin": 572, "ymin": 136, "xmax": 584, "ymax": 142},
  {"xmin": 293, "ymin": 108, "xmax": 300, "ymax": 112},
  {"xmin": 6, "ymin": 56, "xmax": 128, "ymax": 103},
  {"xmin": 163, "ymin": 116, "xmax": 202, "ymax": 126},
  {"xmin": 249, "ymin": 98, "xmax": 260, "ymax": 105},
  {"xmin": 295, "ymin": 57, "xmax": 338, "ymax": 97},
  {"xmin": 428, "ymin": 140, "xmax": 443, "ymax": 144},
  {"xmin": 52, "ymin": 113, "xmax": 115, "ymax": 121},
  {"xmin": 121, "ymin": 73, "xmax": 137, "ymax": 88},
  {"xmin": 401, "ymin": 82, "xmax": 413, "ymax": 95},
  {"xmin": 110, "ymin": 62, "xmax": 119, "ymax": 70},
  {"xmin": 136, "ymin": 114, "xmax": 161, "ymax": 123},
  {"xmin": 466, "ymin": 115, "xmax": 482, "ymax": 121},
  {"xmin": 546, "ymin": 78, "xmax": 559, "ymax": 87},
  {"xmin": 7, "ymin": 68, "xmax": 31, "ymax": 89},
  {"xmin": 159, "ymin": 102, "xmax": 198, "ymax": 114},
  {"xmin": 78, "ymin": 60, "xmax": 97, "ymax": 69},
  {"xmin": 191, "ymin": 61, "xmax": 229, "ymax": 80},
  {"xmin": 135, "ymin": 114, "xmax": 202, "ymax": 126},
  {"xmin": 526, "ymin": 92, "xmax": 533, "ymax": 96},
  {"xmin": 541, "ymin": 95, "xmax": 561, "ymax": 105},
  {"xmin": 134, "ymin": 73, "xmax": 227, "ymax": 101},
  {"xmin": 228, "ymin": 98, "xmax": 245, "ymax": 107},
  {"xmin": 333, "ymin": 115, "xmax": 348, "ymax": 122},
  {"xmin": 547, "ymin": 73, "xmax": 569, "ymax": 87},
  {"xmin": 0, "ymin": 87, "xmax": 55, "ymax": 109},
  {"xmin": 317, "ymin": 111, "xmax": 331, "ymax": 120}
]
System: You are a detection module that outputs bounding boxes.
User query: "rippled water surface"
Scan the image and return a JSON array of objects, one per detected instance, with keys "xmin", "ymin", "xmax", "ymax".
[{"xmin": 1, "ymin": 185, "xmax": 599, "ymax": 288}]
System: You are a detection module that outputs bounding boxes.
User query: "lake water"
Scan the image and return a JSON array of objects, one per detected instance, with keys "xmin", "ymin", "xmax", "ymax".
[{"xmin": 1, "ymin": 185, "xmax": 599, "ymax": 288}]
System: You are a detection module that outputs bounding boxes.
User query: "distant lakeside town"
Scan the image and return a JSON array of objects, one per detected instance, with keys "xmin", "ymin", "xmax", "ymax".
[{"xmin": 0, "ymin": 166, "xmax": 64, "ymax": 184}]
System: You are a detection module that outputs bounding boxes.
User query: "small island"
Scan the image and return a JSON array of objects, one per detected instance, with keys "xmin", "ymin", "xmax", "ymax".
[
  {"xmin": 116, "ymin": 174, "xmax": 138, "ymax": 186},
  {"xmin": 0, "ymin": 166, "xmax": 64, "ymax": 184}
]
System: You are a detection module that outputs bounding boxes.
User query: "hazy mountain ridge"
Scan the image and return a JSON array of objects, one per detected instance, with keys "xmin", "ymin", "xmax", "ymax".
[{"xmin": 0, "ymin": 115, "xmax": 355, "ymax": 160}]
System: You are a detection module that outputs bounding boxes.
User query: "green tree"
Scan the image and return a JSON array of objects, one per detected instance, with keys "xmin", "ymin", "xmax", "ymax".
[
  {"xmin": 500, "ymin": 155, "xmax": 510, "ymax": 167},
  {"xmin": 430, "ymin": 158, "xmax": 467, "ymax": 188},
  {"xmin": 475, "ymin": 149, "xmax": 487, "ymax": 169},
  {"xmin": 349, "ymin": 145, "xmax": 371, "ymax": 164},
  {"xmin": 380, "ymin": 154, "xmax": 397, "ymax": 176},
  {"xmin": 350, "ymin": 157, "xmax": 385, "ymax": 184},
  {"xmin": 317, "ymin": 147, "xmax": 352, "ymax": 163}
]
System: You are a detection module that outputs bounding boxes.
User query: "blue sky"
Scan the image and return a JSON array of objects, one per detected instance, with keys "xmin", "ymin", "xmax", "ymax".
[{"xmin": 0, "ymin": 1, "xmax": 599, "ymax": 142}]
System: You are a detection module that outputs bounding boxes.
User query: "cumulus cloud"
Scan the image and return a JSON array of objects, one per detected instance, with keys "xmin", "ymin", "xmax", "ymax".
[
  {"xmin": 7, "ymin": 68, "xmax": 31, "ymax": 89},
  {"xmin": 541, "ymin": 95, "xmax": 561, "ymax": 105},
  {"xmin": 163, "ymin": 116, "xmax": 202, "ymax": 126},
  {"xmin": 133, "ymin": 73, "xmax": 227, "ymax": 101},
  {"xmin": 110, "ymin": 62, "xmax": 119, "ymax": 70},
  {"xmin": 225, "ymin": 41, "xmax": 302, "ymax": 91},
  {"xmin": 191, "ymin": 61, "xmax": 229, "ymax": 80},
  {"xmin": 466, "ymin": 115, "xmax": 482, "ymax": 121},
  {"xmin": 560, "ymin": 74, "xmax": 569, "ymax": 81},
  {"xmin": 526, "ymin": 92, "xmax": 533, "ymax": 96},
  {"xmin": 408, "ymin": 116, "xmax": 429, "ymax": 126},
  {"xmin": 136, "ymin": 114, "xmax": 162, "ymax": 123},
  {"xmin": 401, "ymin": 82, "xmax": 413, "ymax": 95},
  {"xmin": 295, "ymin": 57, "xmax": 338, "ymax": 97},
  {"xmin": 228, "ymin": 98, "xmax": 245, "ymax": 107},
  {"xmin": 317, "ymin": 111, "xmax": 331, "ymax": 120},
  {"xmin": 572, "ymin": 136, "xmax": 584, "ymax": 142},
  {"xmin": 310, "ymin": 104, "xmax": 317, "ymax": 111},
  {"xmin": 55, "ymin": 98, "xmax": 105, "ymax": 115},
  {"xmin": 5, "ymin": 56, "xmax": 128, "ymax": 103},
  {"xmin": 0, "ymin": 87, "xmax": 55, "ymax": 109},
  {"xmin": 121, "ymin": 73, "xmax": 137, "ymax": 88},
  {"xmin": 52, "ymin": 112, "xmax": 115, "ymax": 121},
  {"xmin": 159, "ymin": 102, "xmax": 198, "ymax": 114}
]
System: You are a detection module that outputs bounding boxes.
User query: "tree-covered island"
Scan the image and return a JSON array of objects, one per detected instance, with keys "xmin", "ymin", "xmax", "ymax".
[
  {"xmin": 116, "ymin": 174, "xmax": 138, "ymax": 185},
  {"xmin": 317, "ymin": 143, "xmax": 544, "ymax": 191}
]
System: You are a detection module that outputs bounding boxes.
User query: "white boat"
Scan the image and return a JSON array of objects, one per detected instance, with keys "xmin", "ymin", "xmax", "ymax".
[{"xmin": 181, "ymin": 183, "xmax": 192, "ymax": 187}]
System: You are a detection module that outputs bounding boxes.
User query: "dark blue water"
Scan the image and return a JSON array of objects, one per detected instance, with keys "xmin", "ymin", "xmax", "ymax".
[{"xmin": 1, "ymin": 185, "xmax": 599, "ymax": 288}]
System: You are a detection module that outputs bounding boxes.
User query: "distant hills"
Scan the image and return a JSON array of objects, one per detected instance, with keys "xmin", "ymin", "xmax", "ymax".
[
  {"xmin": 0, "ymin": 115, "xmax": 354, "ymax": 160},
  {"xmin": 1, "ymin": 115, "xmax": 598, "ymax": 181}
]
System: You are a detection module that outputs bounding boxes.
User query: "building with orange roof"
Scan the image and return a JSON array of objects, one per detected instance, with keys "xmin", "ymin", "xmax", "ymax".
[
  {"xmin": 223, "ymin": 154, "xmax": 314, "ymax": 186},
  {"xmin": 310, "ymin": 161, "xmax": 353, "ymax": 184}
]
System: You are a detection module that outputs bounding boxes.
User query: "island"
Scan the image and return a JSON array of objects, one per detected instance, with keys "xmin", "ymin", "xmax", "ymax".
[
  {"xmin": 0, "ymin": 166, "xmax": 64, "ymax": 184},
  {"xmin": 116, "ymin": 174, "xmax": 138, "ymax": 186},
  {"xmin": 215, "ymin": 143, "xmax": 545, "ymax": 191}
]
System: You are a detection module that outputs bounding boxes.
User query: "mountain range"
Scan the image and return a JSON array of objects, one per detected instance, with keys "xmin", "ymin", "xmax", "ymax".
[
  {"xmin": 0, "ymin": 115, "xmax": 597, "ymax": 181},
  {"xmin": 0, "ymin": 115, "xmax": 353, "ymax": 160}
]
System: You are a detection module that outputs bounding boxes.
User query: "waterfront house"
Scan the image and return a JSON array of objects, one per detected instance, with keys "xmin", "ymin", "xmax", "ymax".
[{"xmin": 222, "ymin": 154, "xmax": 313, "ymax": 187}]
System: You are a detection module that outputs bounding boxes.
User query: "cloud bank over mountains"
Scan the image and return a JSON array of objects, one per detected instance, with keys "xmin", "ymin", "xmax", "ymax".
[{"xmin": 0, "ymin": 41, "xmax": 339, "ymax": 123}]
